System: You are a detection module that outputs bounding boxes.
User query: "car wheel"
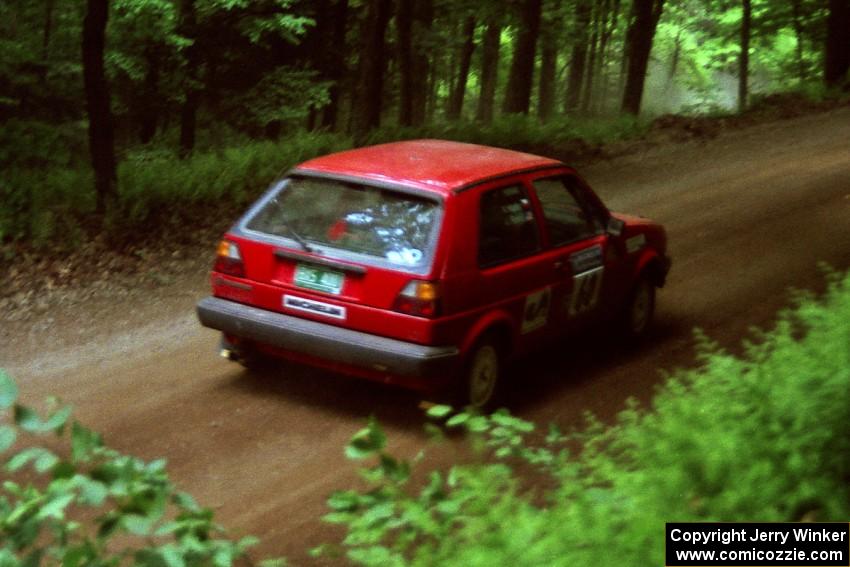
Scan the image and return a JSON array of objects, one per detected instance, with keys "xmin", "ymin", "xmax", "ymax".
[
  {"xmin": 622, "ymin": 274, "xmax": 656, "ymax": 340},
  {"xmin": 462, "ymin": 340, "xmax": 504, "ymax": 411}
]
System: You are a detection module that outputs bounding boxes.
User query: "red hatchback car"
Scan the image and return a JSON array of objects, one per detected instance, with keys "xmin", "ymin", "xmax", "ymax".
[{"xmin": 197, "ymin": 140, "xmax": 670, "ymax": 408}]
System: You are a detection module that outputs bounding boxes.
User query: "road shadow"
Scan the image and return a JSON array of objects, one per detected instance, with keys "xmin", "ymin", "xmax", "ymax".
[
  {"xmin": 502, "ymin": 311, "xmax": 696, "ymax": 418},
  {"xmin": 216, "ymin": 309, "xmax": 694, "ymax": 432},
  {"xmin": 220, "ymin": 357, "xmax": 430, "ymax": 433}
]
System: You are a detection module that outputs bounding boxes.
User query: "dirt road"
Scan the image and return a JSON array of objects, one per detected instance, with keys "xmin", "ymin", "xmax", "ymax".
[{"xmin": 3, "ymin": 106, "xmax": 850, "ymax": 564}]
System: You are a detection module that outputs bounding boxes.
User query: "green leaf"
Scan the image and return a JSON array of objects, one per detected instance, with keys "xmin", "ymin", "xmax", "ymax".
[
  {"xmin": 345, "ymin": 417, "xmax": 386, "ymax": 460},
  {"xmin": 37, "ymin": 492, "xmax": 74, "ymax": 520},
  {"xmin": 425, "ymin": 404, "xmax": 453, "ymax": 419},
  {"xmin": 7, "ymin": 447, "xmax": 56, "ymax": 472},
  {"xmin": 71, "ymin": 422, "xmax": 102, "ymax": 462},
  {"xmin": 159, "ymin": 545, "xmax": 187, "ymax": 567},
  {"xmin": 327, "ymin": 490, "xmax": 360, "ymax": 512},
  {"xmin": 172, "ymin": 491, "xmax": 200, "ymax": 512},
  {"xmin": 34, "ymin": 450, "xmax": 59, "ymax": 473},
  {"xmin": 0, "ymin": 371, "xmax": 17, "ymax": 409},
  {"xmin": 43, "ymin": 406, "xmax": 72, "ymax": 434},
  {"xmin": 78, "ymin": 478, "xmax": 108, "ymax": 506},
  {"xmin": 14, "ymin": 405, "xmax": 44, "ymax": 433},
  {"xmin": 213, "ymin": 547, "xmax": 235, "ymax": 567},
  {"xmin": 122, "ymin": 514, "xmax": 153, "ymax": 536},
  {"xmin": 379, "ymin": 454, "xmax": 410, "ymax": 483},
  {"xmin": 445, "ymin": 413, "xmax": 469, "ymax": 428},
  {"xmin": 0, "ymin": 426, "xmax": 16, "ymax": 453},
  {"xmin": 467, "ymin": 416, "xmax": 490, "ymax": 433}
]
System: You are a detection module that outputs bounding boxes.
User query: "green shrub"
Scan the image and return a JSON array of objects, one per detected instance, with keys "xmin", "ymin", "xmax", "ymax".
[
  {"xmin": 364, "ymin": 114, "xmax": 648, "ymax": 153},
  {"xmin": 0, "ymin": 371, "xmax": 282, "ymax": 566},
  {"xmin": 0, "ymin": 131, "xmax": 351, "ymax": 246},
  {"xmin": 323, "ymin": 268, "xmax": 850, "ymax": 566}
]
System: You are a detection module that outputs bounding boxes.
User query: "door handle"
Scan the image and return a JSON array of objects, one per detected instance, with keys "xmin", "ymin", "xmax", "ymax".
[{"xmin": 554, "ymin": 260, "xmax": 566, "ymax": 271}]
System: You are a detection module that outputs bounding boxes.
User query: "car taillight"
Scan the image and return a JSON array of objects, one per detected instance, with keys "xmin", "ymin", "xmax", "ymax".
[
  {"xmin": 393, "ymin": 281, "xmax": 441, "ymax": 318},
  {"xmin": 214, "ymin": 240, "xmax": 245, "ymax": 277}
]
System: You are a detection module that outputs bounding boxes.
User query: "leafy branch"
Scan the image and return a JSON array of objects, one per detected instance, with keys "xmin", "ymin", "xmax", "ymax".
[{"xmin": 0, "ymin": 370, "xmax": 282, "ymax": 567}]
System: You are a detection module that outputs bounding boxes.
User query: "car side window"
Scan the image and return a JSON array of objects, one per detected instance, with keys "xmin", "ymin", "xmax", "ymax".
[
  {"xmin": 478, "ymin": 184, "xmax": 541, "ymax": 267},
  {"xmin": 532, "ymin": 176, "xmax": 604, "ymax": 246}
]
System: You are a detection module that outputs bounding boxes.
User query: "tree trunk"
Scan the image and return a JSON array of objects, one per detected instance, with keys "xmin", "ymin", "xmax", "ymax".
[
  {"xmin": 790, "ymin": 0, "xmax": 806, "ymax": 83},
  {"xmin": 308, "ymin": 0, "xmax": 331, "ymax": 130},
  {"xmin": 411, "ymin": 0, "xmax": 433, "ymax": 125},
  {"xmin": 139, "ymin": 46, "xmax": 160, "ymax": 144},
  {"xmin": 82, "ymin": 0, "xmax": 117, "ymax": 217},
  {"xmin": 581, "ymin": 0, "xmax": 601, "ymax": 113},
  {"xmin": 179, "ymin": 0, "xmax": 199, "ymax": 157},
  {"xmin": 738, "ymin": 0, "xmax": 751, "ymax": 113},
  {"xmin": 594, "ymin": 0, "xmax": 619, "ymax": 111},
  {"xmin": 41, "ymin": 0, "xmax": 55, "ymax": 84},
  {"xmin": 503, "ymin": 0, "xmax": 543, "ymax": 115},
  {"xmin": 446, "ymin": 16, "xmax": 476, "ymax": 120},
  {"xmin": 538, "ymin": 13, "xmax": 558, "ymax": 121},
  {"xmin": 621, "ymin": 0, "xmax": 664, "ymax": 115},
  {"xmin": 397, "ymin": 0, "xmax": 415, "ymax": 126},
  {"xmin": 352, "ymin": 0, "xmax": 392, "ymax": 140},
  {"xmin": 476, "ymin": 16, "xmax": 502, "ymax": 123},
  {"xmin": 666, "ymin": 28, "xmax": 681, "ymax": 92},
  {"xmin": 322, "ymin": 0, "xmax": 349, "ymax": 129},
  {"xmin": 824, "ymin": 0, "xmax": 850, "ymax": 87},
  {"xmin": 565, "ymin": 0, "xmax": 591, "ymax": 112}
]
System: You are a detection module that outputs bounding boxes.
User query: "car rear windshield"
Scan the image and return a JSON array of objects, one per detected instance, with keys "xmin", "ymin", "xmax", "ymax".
[{"xmin": 243, "ymin": 176, "xmax": 443, "ymax": 274}]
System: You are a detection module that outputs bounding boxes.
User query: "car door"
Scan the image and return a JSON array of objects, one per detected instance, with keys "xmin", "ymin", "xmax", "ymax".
[
  {"xmin": 473, "ymin": 181, "xmax": 560, "ymax": 353},
  {"xmin": 526, "ymin": 173, "xmax": 616, "ymax": 335}
]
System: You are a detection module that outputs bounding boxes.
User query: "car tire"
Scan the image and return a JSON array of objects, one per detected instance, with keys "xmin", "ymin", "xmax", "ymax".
[
  {"xmin": 621, "ymin": 273, "xmax": 656, "ymax": 341},
  {"xmin": 460, "ymin": 338, "xmax": 505, "ymax": 411}
]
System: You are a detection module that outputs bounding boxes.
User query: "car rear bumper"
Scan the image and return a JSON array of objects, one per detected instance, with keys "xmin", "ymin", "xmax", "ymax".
[{"xmin": 196, "ymin": 296, "xmax": 460, "ymax": 382}]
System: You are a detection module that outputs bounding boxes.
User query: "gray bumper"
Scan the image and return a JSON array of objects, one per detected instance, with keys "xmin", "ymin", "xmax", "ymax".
[{"xmin": 196, "ymin": 297, "xmax": 460, "ymax": 379}]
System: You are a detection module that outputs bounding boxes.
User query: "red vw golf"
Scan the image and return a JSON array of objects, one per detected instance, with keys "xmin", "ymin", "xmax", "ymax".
[{"xmin": 197, "ymin": 140, "xmax": 670, "ymax": 408}]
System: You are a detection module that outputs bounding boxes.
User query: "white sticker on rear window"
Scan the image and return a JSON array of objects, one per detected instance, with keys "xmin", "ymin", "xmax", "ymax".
[{"xmin": 386, "ymin": 248, "xmax": 423, "ymax": 266}]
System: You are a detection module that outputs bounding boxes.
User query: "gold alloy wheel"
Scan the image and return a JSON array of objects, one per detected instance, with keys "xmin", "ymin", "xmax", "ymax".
[{"xmin": 468, "ymin": 344, "xmax": 499, "ymax": 408}]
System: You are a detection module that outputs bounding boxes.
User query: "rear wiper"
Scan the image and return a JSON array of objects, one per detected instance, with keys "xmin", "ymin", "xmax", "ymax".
[{"xmin": 281, "ymin": 223, "xmax": 314, "ymax": 253}]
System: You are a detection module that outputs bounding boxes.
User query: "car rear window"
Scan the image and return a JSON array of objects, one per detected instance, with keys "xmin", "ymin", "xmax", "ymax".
[{"xmin": 242, "ymin": 176, "xmax": 442, "ymax": 274}]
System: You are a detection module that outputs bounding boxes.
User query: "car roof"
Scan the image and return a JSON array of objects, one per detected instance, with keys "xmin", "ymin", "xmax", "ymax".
[{"xmin": 292, "ymin": 139, "xmax": 563, "ymax": 195}]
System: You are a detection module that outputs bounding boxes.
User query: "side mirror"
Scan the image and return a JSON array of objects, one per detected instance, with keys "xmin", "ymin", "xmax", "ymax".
[{"xmin": 606, "ymin": 217, "xmax": 625, "ymax": 237}]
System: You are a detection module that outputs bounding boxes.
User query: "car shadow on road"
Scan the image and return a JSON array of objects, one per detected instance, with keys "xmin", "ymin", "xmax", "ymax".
[
  {"xmin": 217, "ymin": 311, "xmax": 693, "ymax": 432},
  {"xmin": 219, "ymin": 359, "xmax": 431, "ymax": 433},
  {"xmin": 502, "ymin": 313, "xmax": 694, "ymax": 421}
]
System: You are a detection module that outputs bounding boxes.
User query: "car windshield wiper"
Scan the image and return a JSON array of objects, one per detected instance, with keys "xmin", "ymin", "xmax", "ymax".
[{"xmin": 281, "ymin": 223, "xmax": 314, "ymax": 253}]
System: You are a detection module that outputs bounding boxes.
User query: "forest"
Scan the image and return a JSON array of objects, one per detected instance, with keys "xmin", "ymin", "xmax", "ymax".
[{"xmin": 1, "ymin": 0, "xmax": 849, "ymax": 247}]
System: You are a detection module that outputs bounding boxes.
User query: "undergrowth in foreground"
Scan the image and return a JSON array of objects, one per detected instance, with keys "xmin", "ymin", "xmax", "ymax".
[
  {"xmin": 321, "ymin": 267, "xmax": 850, "ymax": 566},
  {"xmin": 0, "ymin": 371, "xmax": 283, "ymax": 566}
]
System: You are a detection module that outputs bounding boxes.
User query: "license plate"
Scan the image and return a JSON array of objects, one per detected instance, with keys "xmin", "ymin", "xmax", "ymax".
[{"xmin": 293, "ymin": 263, "xmax": 344, "ymax": 295}]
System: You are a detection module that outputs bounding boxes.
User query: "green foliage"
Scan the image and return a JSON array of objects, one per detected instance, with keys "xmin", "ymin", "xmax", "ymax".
[
  {"xmin": 116, "ymin": 130, "xmax": 349, "ymax": 223},
  {"xmin": 0, "ymin": 131, "xmax": 349, "ymax": 246},
  {"xmin": 364, "ymin": 114, "xmax": 648, "ymax": 153},
  {"xmin": 324, "ymin": 269, "xmax": 850, "ymax": 566},
  {"xmin": 0, "ymin": 369, "xmax": 279, "ymax": 566}
]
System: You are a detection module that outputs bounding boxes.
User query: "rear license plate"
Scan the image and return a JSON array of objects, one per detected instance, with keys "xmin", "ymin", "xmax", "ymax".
[{"xmin": 293, "ymin": 263, "xmax": 344, "ymax": 295}]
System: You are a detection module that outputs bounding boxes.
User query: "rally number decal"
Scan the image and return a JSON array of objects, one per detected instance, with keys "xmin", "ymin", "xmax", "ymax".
[
  {"xmin": 522, "ymin": 287, "xmax": 551, "ymax": 334},
  {"xmin": 568, "ymin": 266, "xmax": 604, "ymax": 316}
]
